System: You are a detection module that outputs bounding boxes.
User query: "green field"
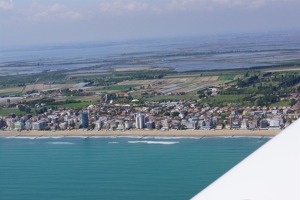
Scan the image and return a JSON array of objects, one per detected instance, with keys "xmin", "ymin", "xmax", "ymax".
[
  {"xmin": 151, "ymin": 91, "xmax": 198, "ymax": 102},
  {"xmin": 58, "ymin": 101, "xmax": 97, "ymax": 109},
  {"xmin": 0, "ymin": 108, "xmax": 26, "ymax": 116},
  {"xmin": 202, "ymin": 94, "xmax": 247, "ymax": 106},
  {"xmin": 218, "ymin": 74, "xmax": 236, "ymax": 81},
  {"xmin": 97, "ymin": 84, "xmax": 140, "ymax": 91},
  {"xmin": 208, "ymin": 95, "xmax": 246, "ymax": 101},
  {"xmin": 270, "ymin": 100, "xmax": 292, "ymax": 107},
  {"xmin": 254, "ymin": 82, "xmax": 280, "ymax": 87}
]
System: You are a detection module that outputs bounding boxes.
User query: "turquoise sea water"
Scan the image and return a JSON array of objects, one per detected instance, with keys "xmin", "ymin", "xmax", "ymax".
[{"xmin": 0, "ymin": 136, "xmax": 269, "ymax": 200}]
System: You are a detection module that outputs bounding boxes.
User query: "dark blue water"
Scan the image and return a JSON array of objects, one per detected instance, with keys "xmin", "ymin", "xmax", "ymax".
[{"xmin": 0, "ymin": 136, "xmax": 270, "ymax": 200}]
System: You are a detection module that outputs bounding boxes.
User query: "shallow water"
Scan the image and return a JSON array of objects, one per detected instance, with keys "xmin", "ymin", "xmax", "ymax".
[{"xmin": 0, "ymin": 136, "xmax": 269, "ymax": 200}]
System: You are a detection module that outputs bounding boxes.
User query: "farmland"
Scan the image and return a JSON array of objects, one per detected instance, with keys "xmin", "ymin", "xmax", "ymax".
[{"xmin": 0, "ymin": 64, "xmax": 299, "ymax": 110}]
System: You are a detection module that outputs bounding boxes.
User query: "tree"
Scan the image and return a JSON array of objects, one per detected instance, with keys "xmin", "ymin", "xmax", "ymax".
[
  {"xmin": 290, "ymin": 99, "xmax": 297, "ymax": 106},
  {"xmin": 206, "ymin": 91, "xmax": 212, "ymax": 96},
  {"xmin": 172, "ymin": 111, "xmax": 180, "ymax": 117},
  {"xmin": 198, "ymin": 93, "xmax": 205, "ymax": 98},
  {"xmin": 178, "ymin": 125, "xmax": 187, "ymax": 130},
  {"xmin": 25, "ymin": 107, "xmax": 31, "ymax": 113},
  {"xmin": 18, "ymin": 105, "xmax": 25, "ymax": 112},
  {"xmin": 164, "ymin": 112, "xmax": 170, "ymax": 116}
]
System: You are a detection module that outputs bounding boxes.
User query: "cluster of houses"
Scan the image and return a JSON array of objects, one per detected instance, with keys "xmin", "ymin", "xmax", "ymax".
[{"xmin": 0, "ymin": 100, "xmax": 299, "ymax": 132}]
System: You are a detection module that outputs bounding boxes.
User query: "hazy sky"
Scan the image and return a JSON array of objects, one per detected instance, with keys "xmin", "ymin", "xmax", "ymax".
[{"xmin": 1, "ymin": 0, "xmax": 300, "ymax": 46}]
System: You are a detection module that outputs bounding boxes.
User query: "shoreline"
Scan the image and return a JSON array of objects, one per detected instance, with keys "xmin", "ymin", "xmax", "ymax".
[{"xmin": 0, "ymin": 129, "xmax": 281, "ymax": 138}]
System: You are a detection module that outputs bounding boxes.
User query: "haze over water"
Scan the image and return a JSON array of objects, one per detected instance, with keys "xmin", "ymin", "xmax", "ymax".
[
  {"xmin": 1, "ymin": 32, "xmax": 300, "ymax": 76},
  {"xmin": 0, "ymin": 136, "xmax": 269, "ymax": 200}
]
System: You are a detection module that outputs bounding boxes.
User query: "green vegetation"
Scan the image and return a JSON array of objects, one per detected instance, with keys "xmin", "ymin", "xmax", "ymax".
[
  {"xmin": 218, "ymin": 74, "xmax": 236, "ymax": 81},
  {"xmin": 0, "ymin": 92, "xmax": 23, "ymax": 97},
  {"xmin": 70, "ymin": 70, "xmax": 172, "ymax": 85},
  {"xmin": 99, "ymin": 84, "xmax": 140, "ymax": 91},
  {"xmin": 0, "ymin": 108, "xmax": 26, "ymax": 116},
  {"xmin": 270, "ymin": 100, "xmax": 292, "ymax": 107},
  {"xmin": 58, "ymin": 101, "xmax": 97, "ymax": 109},
  {"xmin": 0, "ymin": 71, "xmax": 66, "ymax": 88},
  {"xmin": 211, "ymin": 71, "xmax": 300, "ymax": 107},
  {"xmin": 151, "ymin": 92, "xmax": 198, "ymax": 102},
  {"xmin": 201, "ymin": 95, "xmax": 247, "ymax": 107},
  {"xmin": 0, "ymin": 65, "xmax": 299, "ymax": 109}
]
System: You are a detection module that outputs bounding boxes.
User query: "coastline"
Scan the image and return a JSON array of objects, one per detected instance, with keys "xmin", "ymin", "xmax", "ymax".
[{"xmin": 0, "ymin": 129, "xmax": 281, "ymax": 138}]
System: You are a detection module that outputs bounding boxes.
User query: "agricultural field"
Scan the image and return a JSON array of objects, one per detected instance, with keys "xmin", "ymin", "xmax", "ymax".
[
  {"xmin": 203, "ymin": 94, "xmax": 247, "ymax": 103},
  {"xmin": 0, "ymin": 87, "xmax": 24, "ymax": 97},
  {"xmin": 23, "ymin": 83, "xmax": 86, "ymax": 92},
  {"xmin": 0, "ymin": 108, "xmax": 26, "ymax": 116},
  {"xmin": 66, "ymin": 72, "xmax": 110, "ymax": 80},
  {"xmin": 262, "ymin": 66, "xmax": 300, "ymax": 72},
  {"xmin": 57, "ymin": 101, "xmax": 98, "ymax": 109},
  {"xmin": 0, "ymin": 66, "xmax": 298, "ymax": 107},
  {"xmin": 119, "ymin": 75, "xmax": 220, "ymax": 95},
  {"xmin": 270, "ymin": 100, "xmax": 293, "ymax": 107},
  {"xmin": 218, "ymin": 74, "xmax": 237, "ymax": 81},
  {"xmin": 95, "ymin": 84, "xmax": 140, "ymax": 91},
  {"xmin": 113, "ymin": 67, "xmax": 167, "ymax": 72},
  {"xmin": 151, "ymin": 91, "xmax": 199, "ymax": 101}
]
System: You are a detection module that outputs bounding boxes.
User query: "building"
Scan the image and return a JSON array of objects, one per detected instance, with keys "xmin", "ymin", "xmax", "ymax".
[
  {"xmin": 135, "ymin": 113, "xmax": 145, "ymax": 129},
  {"xmin": 182, "ymin": 120, "xmax": 197, "ymax": 130},
  {"xmin": 116, "ymin": 123, "xmax": 125, "ymax": 130},
  {"xmin": 248, "ymin": 121, "xmax": 257, "ymax": 130},
  {"xmin": 6, "ymin": 118, "xmax": 14, "ymax": 130},
  {"xmin": 59, "ymin": 122, "xmax": 68, "ymax": 130},
  {"xmin": 146, "ymin": 121, "xmax": 155, "ymax": 129},
  {"xmin": 162, "ymin": 119, "xmax": 169, "ymax": 129},
  {"xmin": 32, "ymin": 120, "xmax": 47, "ymax": 130},
  {"xmin": 124, "ymin": 121, "xmax": 132, "ymax": 129},
  {"xmin": 269, "ymin": 120, "xmax": 280, "ymax": 129},
  {"xmin": 260, "ymin": 120, "xmax": 269, "ymax": 129},
  {"xmin": 81, "ymin": 111, "xmax": 89, "ymax": 129},
  {"xmin": 14, "ymin": 121, "xmax": 24, "ymax": 131},
  {"xmin": 231, "ymin": 120, "xmax": 240, "ymax": 129},
  {"xmin": 95, "ymin": 120, "xmax": 104, "ymax": 130},
  {"xmin": 25, "ymin": 121, "xmax": 32, "ymax": 130},
  {"xmin": 0, "ymin": 118, "xmax": 5, "ymax": 129},
  {"xmin": 240, "ymin": 119, "xmax": 248, "ymax": 130}
]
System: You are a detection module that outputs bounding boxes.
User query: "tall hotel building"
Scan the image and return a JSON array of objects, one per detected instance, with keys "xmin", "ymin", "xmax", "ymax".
[
  {"xmin": 135, "ymin": 113, "xmax": 145, "ymax": 129},
  {"xmin": 81, "ymin": 111, "xmax": 89, "ymax": 129}
]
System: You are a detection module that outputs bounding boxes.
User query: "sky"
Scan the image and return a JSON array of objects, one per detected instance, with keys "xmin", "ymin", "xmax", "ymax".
[{"xmin": 1, "ymin": 0, "xmax": 300, "ymax": 46}]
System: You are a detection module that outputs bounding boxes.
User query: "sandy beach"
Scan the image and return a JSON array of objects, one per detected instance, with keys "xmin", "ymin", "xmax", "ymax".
[{"xmin": 0, "ymin": 129, "xmax": 281, "ymax": 137}]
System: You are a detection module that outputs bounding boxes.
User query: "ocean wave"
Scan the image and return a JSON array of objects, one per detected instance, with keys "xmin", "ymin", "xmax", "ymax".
[
  {"xmin": 116, "ymin": 136, "xmax": 142, "ymax": 139},
  {"xmin": 108, "ymin": 142, "xmax": 119, "ymax": 144},
  {"xmin": 36, "ymin": 136, "xmax": 64, "ymax": 139},
  {"xmin": 90, "ymin": 136, "xmax": 117, "ymax": 139},
  {"xmin": 47, "ymin": 142, "xmax": 75, "ymax": 145},
  {"xmin": 64, "ymin": 136, "xmax": 89, "ymax": 139},
  {"xmin": 235, "ymin": 136, "xmax": 273, "ymax": 139},
  {"xmin": 4, "ymin": 136, "xmax": 18, "ymax": 139},
  {"xmin": 202, "ymin": 135, "xmax": 245, "ymax": 139},
  {"xmin": 128, "ymin": 140, "xmax": 179, "ymax": 145},
  {"xmin": 150, "ymin": 136, "xmax": 201, "ymax": 140},
  {"xmin": 14, "ymin": 136, "xmax": 37, "ymax": 139}
]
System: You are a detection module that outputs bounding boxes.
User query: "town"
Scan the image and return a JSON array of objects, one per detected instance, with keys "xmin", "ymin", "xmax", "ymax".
[
  {"xmin": 1, "ymin": 95, "xmax": 299, "ymax": 132},
  {"xmin": 0, "ymin": 69, "xmax": 299, "ymax": 132}
]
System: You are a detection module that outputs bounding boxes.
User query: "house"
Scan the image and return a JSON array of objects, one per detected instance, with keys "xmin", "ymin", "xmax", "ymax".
[
  {"xmin": 269, "ymin": 120, "xmax": 281, "ymax": 129},
  {"xmin": 231, "ymin": 120, "xmax": 240, "ymax": 129}
]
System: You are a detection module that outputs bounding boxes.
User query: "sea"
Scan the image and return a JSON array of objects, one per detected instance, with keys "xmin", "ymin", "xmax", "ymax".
[
  {"xmin": 0, "ymin": 136, "xmax": 270, "ymax": 200},
  {"xmin": 1, "ymin": 32, "xmax": 300, "ymax": 76}
]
